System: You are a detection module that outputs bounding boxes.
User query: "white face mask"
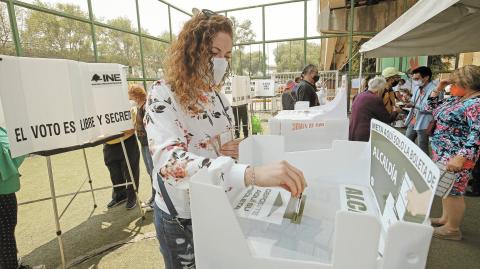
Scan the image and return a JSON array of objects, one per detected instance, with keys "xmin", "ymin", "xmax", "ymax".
[
  {"xmin": 412, "ymin": 79, "xmax": 424, "ymax": 88},
  {"xmin": 212, "ymin": 58, "xmax": 229, "ymax": 86},
  {"xmin": 129, "ymin": 100, "xmax": 137, "ymax": 107}
]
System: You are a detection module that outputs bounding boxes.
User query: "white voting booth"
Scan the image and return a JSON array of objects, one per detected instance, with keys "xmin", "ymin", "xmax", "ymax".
[
  {"xmin": 223, "ymin": 75, "xmax": 251, "ymax": 107},
  {"xmin": 190, "ymin": 120, "xmax": 439, "ymax": 269},
  {"xmin": 269, "ymin": 86, "xmax": 349, "ymax": 151},
  {"xmin": 0, "ymin": 55, "xmax": 143, "ymax": 268},
  {"xmin": 253, "ymin": 79, "xmax": 275, "ymax": 97}
]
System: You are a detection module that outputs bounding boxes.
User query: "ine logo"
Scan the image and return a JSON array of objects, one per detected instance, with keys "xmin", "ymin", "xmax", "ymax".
[{"xmin": 91, "ymin": 73, "xmax": 122, "ymax": 86}]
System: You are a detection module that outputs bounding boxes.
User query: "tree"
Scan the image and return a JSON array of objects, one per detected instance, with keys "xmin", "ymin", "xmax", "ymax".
[
  {"xmin": 142, "ymin": 32, "xmax": 170, "ymax": 78},
  {"xmin": 20, "ymin": 1, "xmax": 93, "ymax": 61},
  {"xmin": 230, "ymin": 16, "xmax": 255, "ymax": 46},
  {"xmin": 0, "ymin": 3, "xmax": 14, "ymax": 55},
  {"xmin": 232, "ymin": 48, "xmax": 264, "ymax": 76},
  {"xmin": 96, "ymin": 17, "xmax": 142, "ymax": 76},
  {"xmin": 273, "ymin": 41, "xmax": 322, "ymax": 72},
  {"xmin": 229, "ymin": 16, "xmax": 266, "ymax": 76},
  {"xmin": 429, "ymin": 55, "xmax": 456, "ymax": 75}
]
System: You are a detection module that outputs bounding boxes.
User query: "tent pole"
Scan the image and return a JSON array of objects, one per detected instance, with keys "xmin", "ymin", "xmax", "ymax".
[
  {"xmin": 46, "ymin": 156, "xmax": 66, "ymax": 269},
  {"xmin": 82, "ymin": 149, "xmax": 98, "ymax": 209},
  {"xmin": 120, "ymin": 139, "xmax": 145, "ymax": 219},
  {"xmin": 359, "ymin": 53, "xmax": 364, "ymax": 93}
]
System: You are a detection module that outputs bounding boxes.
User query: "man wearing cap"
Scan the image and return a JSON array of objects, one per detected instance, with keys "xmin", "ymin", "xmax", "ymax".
[
  {"xmin": 382, "ymin": 67, "xmax": 404, "ymax": 113},
  {"xmin": 281, "ymin": 80, "xmax": 297, "ymax": 110}
]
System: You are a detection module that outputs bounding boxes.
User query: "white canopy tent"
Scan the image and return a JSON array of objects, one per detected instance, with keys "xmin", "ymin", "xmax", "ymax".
[{"xmin": 359, "ymin": 0, "xmax": 480, "ymax": 58}]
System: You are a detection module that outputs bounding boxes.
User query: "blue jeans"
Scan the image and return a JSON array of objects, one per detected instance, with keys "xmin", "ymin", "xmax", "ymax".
[
  {"xmin": 153, "ymin": 203, "xmax": 195, "ymax": 269},
  {"xmin": 140, "ymin": 145, "xmax": 155, "ymax": 201},
  {"xmin": 406, "ymin": 125, "xmax": 430, "ymax": 155}
]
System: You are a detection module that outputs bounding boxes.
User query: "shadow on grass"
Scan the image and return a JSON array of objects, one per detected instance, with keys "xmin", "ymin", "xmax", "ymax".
[{"xmin": 22, "ymin": 205, "xmax": 154, "ymax": 269}]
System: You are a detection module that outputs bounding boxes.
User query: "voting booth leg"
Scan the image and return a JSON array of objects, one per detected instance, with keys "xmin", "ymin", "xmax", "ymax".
[
  {"xmin": 46, "ymin": 157, "xmax": 67, "ymax": 269},
  {"xmin": 120, "ymin": 140, "xmax": 145, "ymax": 219},
  {"xmin": 82, "ymin": 149, "xmax": 98, "ymax": 209}
]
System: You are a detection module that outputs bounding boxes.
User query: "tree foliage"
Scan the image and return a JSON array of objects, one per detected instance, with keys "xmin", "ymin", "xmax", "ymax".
[
  {"xmin": 0, "ymin": 3, "xmax": 14, "ymax": 55},
  {"xmin": 273, "ymin": 41, "xmax": 322, "ymax": 72},
  {"xmin": 0, "ymin": 1, "xmax": 331, "ymax": 79}
]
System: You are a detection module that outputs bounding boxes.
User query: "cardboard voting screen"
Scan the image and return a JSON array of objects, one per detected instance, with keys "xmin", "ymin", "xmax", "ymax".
[
  {"xmin": 253, "ymin": 79, "xmax": 275, "ymax": 97},
  {"xmin": 222, "ymin": 76, "xmax": 250, "ymax": 106},
  {"xmin": 0, "ymin": 55, "xmax": 132, "ymax": 157},
  {"xmin": 369, "ymin": 120, "xmax": 440, "ymax": 231}
]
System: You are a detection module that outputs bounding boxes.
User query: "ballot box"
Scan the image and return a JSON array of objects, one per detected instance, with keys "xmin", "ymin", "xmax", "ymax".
[
  {"xmin": 189, "ymin": 119, "xmax": 439, "ymax": 269},
  {"xmin": 269, "ymin": 87, "xmax": 349, "ymax": 151}
]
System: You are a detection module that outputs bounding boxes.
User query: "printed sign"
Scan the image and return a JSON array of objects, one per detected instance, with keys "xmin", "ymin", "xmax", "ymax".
[
  {"xmin": 369, "ymin": 120, "xmax": 440, "ymax": 231},
  {"xmin": 0, "ymin": 55, "xmax": 132, "ymax": 157},
  {"xmin": 233, "ymin": 187, "xmax": 290, "ymax": 225},
  {"xmin": 253, "ymin": 79, "xmax": 275, "ymax": 97},
  {"xmin": 339, "ymin": 184, "xmax": 375, "ymax": 215}
]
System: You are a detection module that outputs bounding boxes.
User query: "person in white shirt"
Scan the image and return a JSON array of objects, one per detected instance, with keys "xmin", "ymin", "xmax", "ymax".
[{"xmin": 145, "ymin": 9, "xmax": 307, "ymax": 269}]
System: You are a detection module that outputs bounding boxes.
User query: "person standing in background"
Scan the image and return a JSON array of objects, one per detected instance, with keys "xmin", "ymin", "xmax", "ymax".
[
  {"xmin": 103, "ymin": 107, "xmax": 140, "ymax": 210},
  {"xmin": 281, "ymin": 80, "xmax": 297, "ymax": 110},
  {"xmin": 381, "ymin": 67, "xmax": 403, "ymax": 113},
  {"xmin": 427, "ymin": 65, "xmax": 480, "ymax": 240},
  {"xmin": 349, "ymin": 76, "xmax": 398, "ymax": 141},
  {"xmin": 296, "ymin": 64, "xmax": 320, "ymax": 107},
  {"xmin": 128, "ymin": 84, "xmax": 155, "ymax": 209},
  {"xmin": 232, "ymin": 104, "xmax": 249, "ymax": 139},
  {"xmin": 0, "ymin": 127, "xmax": 45, "ymax": 269},
  {"xmin": 404, "ymin": 66, "xmax": 438, "ymax": 155}
]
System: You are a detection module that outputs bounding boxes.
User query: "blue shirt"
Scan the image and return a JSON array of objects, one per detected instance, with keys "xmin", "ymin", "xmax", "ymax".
[{"xmin": 405, "ymin": 81, "xmax": 439, "ymax": 130}]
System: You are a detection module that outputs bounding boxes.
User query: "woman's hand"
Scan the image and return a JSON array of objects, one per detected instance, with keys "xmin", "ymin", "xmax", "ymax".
[
  {"xmin": 244, "ymin": 161, "xmax": 307, "ymax": 197},
  {"xmin": 446, "ymin": 155, "xmax": 467, "ymax": 172},
  {"xmin": 220, "ymin": 138, "xmax": 243, "ymax": 160},
  {"xmin": 431, "ymin": 79, "xmax": 452, "ymax": 97}
]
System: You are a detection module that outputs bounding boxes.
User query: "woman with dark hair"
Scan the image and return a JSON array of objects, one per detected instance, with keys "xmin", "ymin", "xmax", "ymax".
[
  {"xmin": 144, "ymin": 9, "xmax": 306, "ymax": 268},
  {"xmin": 428, "ymin": 65, "xmax": 480, "ymax": 241}
]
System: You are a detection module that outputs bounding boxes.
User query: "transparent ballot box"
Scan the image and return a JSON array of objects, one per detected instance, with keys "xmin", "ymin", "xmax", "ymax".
[{"xmin": 190, "ymin": 120, "xmax": 439, "ymax": 269}]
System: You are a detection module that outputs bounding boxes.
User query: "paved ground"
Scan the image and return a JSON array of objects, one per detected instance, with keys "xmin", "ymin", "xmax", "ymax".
[{"xmin": 14, "ymin": 141, "xmax": 480, "ymax": 269}]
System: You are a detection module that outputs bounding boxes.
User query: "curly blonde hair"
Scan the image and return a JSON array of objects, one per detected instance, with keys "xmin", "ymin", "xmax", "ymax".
[
  {"xmin": 128, "ymin": 84, "xmax": 147, "ymax": 103},
  {"xmin": 164, "ymin": 12, "xmax": 233, "ymax": 113}
]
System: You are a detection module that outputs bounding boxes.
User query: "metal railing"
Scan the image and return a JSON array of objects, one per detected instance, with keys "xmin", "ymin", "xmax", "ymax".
[{"xmin": 0, "ymin": 0, "xmax": 191, "ymax": 89}]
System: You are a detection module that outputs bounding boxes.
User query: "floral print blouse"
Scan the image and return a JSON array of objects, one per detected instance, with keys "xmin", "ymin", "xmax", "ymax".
[
  {"xmin": 426, "ymin": 96, "xmax": 480, "ymax": 165},
  {"xmin": 144, "ymin": 81, "xmax": 248, "ymax": 219}
]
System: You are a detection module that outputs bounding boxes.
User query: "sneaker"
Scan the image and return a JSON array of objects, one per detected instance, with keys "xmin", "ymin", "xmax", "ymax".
[
  {"xmin": 107, "ymin": 197, "xmax": 127, "ymax": 208},
  {"xmin": 126, "ymin": 199, "xmax": 137, "ymax": 210},
  {"xmin": 433, "ymin": 226, "xmax": 462, "ymax": 241},
  {"xmin": 141, "ymin": 197, "xmax": 155, "ymax": 208}
]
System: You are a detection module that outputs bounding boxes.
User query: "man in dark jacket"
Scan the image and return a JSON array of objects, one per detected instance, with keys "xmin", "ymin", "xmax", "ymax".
[{"xmin": 296, "ymin": 64, "xmax": 320, "ymax": 107}]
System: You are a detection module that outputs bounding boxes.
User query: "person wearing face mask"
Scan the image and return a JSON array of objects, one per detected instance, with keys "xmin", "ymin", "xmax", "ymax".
[
  {"xmin": 102, "ymin": 92, "xmax": 141, "ymax": 210},
  {"xmin": 404, "ymin": 66, "xmax": 437, "ymax": 155},
  {"xmin": 426, "ymin": 65, "xmax": 480, "ymax": 241},
  {"xmin": 128, "ymin": 84, "xmax": 155, "ymax": 210},
  {"xmin": 296, "ymin": 64, "xmax": 320, "ymax": 107},
  {"xmin": 144, "ymin": 9, "xmax": 307, "ymax": 269},
  {"xmin": 349, "ymin": 76, "xmax": 398, "ymax": 141},
  {"xmin": 381, "ymin": 67, "xmax": 404, "ymax": 113}
]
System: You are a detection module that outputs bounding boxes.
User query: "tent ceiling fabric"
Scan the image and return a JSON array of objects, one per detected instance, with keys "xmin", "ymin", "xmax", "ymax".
[{"xmin": 359, "ymin": 0, "xmax": 480, "ymax": 58}]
